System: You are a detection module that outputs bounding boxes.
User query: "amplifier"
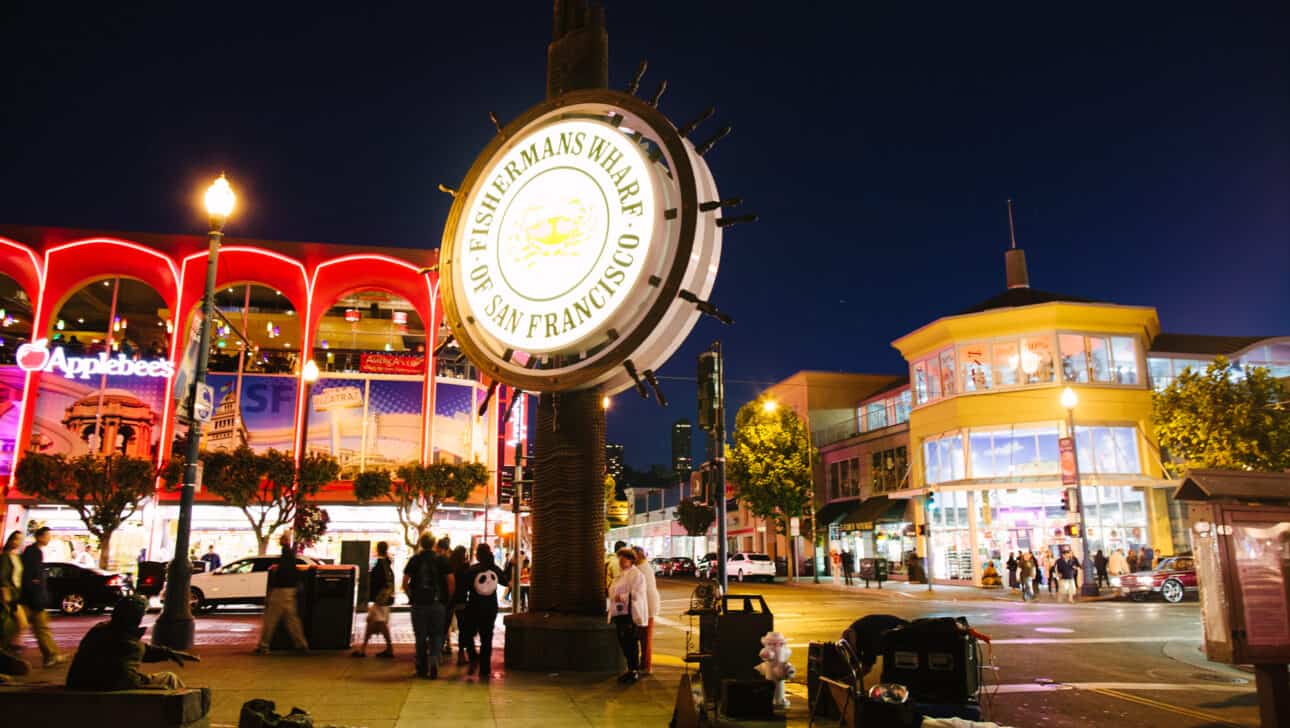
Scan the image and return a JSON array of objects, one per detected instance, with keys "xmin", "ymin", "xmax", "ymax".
[
  {"xmin": 808, "ymin": 641, "xmax": 851, "ymax": 719},
  {"xmin": 720, "ymin": 679, "xmax": 774, "ymax": 720},
  {"xmin": 880, "ymin": 617, "xmax": 979, "ymax": 704}
]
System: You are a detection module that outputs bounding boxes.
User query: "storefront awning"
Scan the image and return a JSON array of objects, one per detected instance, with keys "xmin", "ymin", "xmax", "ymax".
[
  {"xmin": 837, "ymin": 496, "xmax": 908, "ymax": 531},
  {"xmin": 816, "ymin": 499, "xmax": 858, "ymax": 526}
]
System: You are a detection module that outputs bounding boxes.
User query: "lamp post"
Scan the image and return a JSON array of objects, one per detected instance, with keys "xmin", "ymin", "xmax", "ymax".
[
  {"xmin": 154, "ymin": 174, "xmax": 234, "ymax": 648},
  {"xmin": 1061, "ymin": 386, "xmax": 1100, "ymax": 598}
]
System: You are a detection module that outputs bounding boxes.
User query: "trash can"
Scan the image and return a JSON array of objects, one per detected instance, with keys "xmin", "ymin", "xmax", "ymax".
[
  {"xmin": 859, "ymin": 557, "xmax": 889, "ymax": 588},
  {"xmin": 269, "ymin": 565, "xmax": 357, "ymax": 650}
]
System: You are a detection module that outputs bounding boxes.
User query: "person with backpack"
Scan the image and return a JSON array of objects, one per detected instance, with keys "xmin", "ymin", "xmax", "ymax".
[
  {"xmin": 463, "ymin": 543, "xmax": 508, "ymax": 682},
  {"xmin": 352, "ymin": 541, "xmax": 394, "ymax": 658},
  {"xmin": 403, "ymin": 532, "xmax": 453, "ymax": 679}
]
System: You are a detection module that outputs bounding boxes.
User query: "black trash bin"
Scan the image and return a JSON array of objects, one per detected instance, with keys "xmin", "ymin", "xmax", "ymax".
[
  {"xmin": 858, "ymin": 557, "xmax": 889, "ymax": 588},
  {"xmin": 269, "ymin": 564, "xmax": 357, "ymax": 650}
]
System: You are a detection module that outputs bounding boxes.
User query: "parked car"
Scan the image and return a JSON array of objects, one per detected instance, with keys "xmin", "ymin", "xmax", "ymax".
[
  {"xmin": 697, "ymin": 552, "xmax": 719, "ymax": 580},
  {"xmin": 1118, "ymin": 555, "xmax": 1197, "ymax": 603},
  {"xmin": 186, "ymin": 555, "xmax": 322, "ymax": 613},
  {"xmin": 43, "ymin": 562, "xmax": 133, "ymax": 615},
  {"xmin": 135, "ymin": 559, "xmax": 208, "ymax": 598},
  {"xmin": 727, "ymin": 552, "xmax": 777, "ymax": 582},
  {"xmin": 668, "ymin": 557, "xmax": 698, "ymax": 578},
  {"xmin": 650, "ymin": 557, "xmax": 673, "ymax": 576}
]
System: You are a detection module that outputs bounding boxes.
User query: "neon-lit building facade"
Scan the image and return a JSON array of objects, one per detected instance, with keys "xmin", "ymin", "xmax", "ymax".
[{"xmin": 0, "ymin": 224, "xmax": 525, "ymax": 567}]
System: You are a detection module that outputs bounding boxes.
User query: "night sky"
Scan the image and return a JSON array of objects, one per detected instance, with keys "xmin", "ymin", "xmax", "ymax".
[{"xmin": 2, "ymin": 2, "xmax": 1286, "ymax": 470}]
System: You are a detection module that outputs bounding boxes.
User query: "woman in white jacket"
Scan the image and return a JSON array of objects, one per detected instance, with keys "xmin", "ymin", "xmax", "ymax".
[
  {"xmin": 608, "ymin": 547, "xmax": 649, "ymax": 684},
  {"xmin": 634, "ymin": 546, "xmax": 661, "ymax": 674}
]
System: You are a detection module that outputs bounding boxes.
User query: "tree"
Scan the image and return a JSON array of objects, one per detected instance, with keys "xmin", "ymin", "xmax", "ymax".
[
  {"xmin": 1153, "ymin": 356, "xmax": 1290, "ymax": 477},
  {"xmin": 199, "ymin": 446, "xmax": 336, "ymax": 555},
  {"xmin": 674, "ymin": 498, "xmax": 715, "ymax": 537},
  {"xmin": 15, "ymin": 453, "xmax": 155, "ymax": 568},
  {"xmin": 728, "ymin": 396, "xmax": 817, "ymax": 538},
  {"xmin": 358, "ymin": 461, "xmax": 488, "ymax": 548}
]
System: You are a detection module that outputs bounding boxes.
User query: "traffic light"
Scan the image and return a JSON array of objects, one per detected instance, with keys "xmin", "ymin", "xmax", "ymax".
[
  {"xmin": 917, "ymin": 524, "xmax": 927, "ymax": 536},
  {"xmin": 1064, "ymin": 523, "xmax": 1081, "ymax": 538},
  {"xmin": 926, "ymin": 491, "xmax": 936, "ymax": 508},
  {"xmin": 1060, "ymin": 490, "xmax": 1070, "ymax": 511},
  {"xmin": 697, "ymin": 348, "xmax": 722, "ymax": 432}
]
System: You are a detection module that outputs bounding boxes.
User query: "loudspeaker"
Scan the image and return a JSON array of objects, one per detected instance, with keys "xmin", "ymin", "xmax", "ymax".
[
  {"xmin": 880, "ymin": 617, "xmax": 979, "ymax": 704},
  {"xmin": 720, "ymin": 679, "xmax": 774, "ymax": 720}
]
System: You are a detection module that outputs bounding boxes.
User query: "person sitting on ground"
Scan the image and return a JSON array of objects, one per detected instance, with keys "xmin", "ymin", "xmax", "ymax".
[
  {"xmin": 981, "ymin": 560, "xmax": 1003, "ymax": 587},
  {"xmin": 66, "ymin": 595, "xmax": 199, "ymax": 690}
]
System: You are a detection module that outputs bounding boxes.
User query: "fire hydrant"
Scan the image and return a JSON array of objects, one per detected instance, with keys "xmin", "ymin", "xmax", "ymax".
[{"xmin": 755, "ymin": 631, "xmax": 795, "ymax": 709}]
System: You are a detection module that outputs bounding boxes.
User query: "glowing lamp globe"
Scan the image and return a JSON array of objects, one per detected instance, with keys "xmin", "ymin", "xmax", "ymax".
[
  {"xmin": 302, "ymin": 359, "xmax": 320, "ymax": 384},
  {"xmin": 205, "ymin": 175, "xmax": 236, "ymax": 219},
  {"xmin": 1060, "ymin": 387, "xmax": 1078, "ymax": 410}
]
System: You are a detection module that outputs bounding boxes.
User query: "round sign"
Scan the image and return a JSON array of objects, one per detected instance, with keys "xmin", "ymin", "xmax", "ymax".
[{"xmin": 440, "ymin": 89, "xmax": 723, "ymax": 394}]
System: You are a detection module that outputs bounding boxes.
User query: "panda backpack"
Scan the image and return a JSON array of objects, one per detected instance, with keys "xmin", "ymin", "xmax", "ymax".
[{"xmin": 473, "ymin": 568, "xmax": 499, "ymax": 597}]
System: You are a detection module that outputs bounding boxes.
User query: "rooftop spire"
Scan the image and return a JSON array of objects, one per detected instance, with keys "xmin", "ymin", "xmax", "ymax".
[{"xmin": 1005, "ymin": 199, "xmax": 1030, "ymax": 289}]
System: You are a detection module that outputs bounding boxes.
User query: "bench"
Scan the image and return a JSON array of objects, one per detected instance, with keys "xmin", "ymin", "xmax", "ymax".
[{"xmin": 0, "ymin": 684, "xmax": 211, "ymax": 728}]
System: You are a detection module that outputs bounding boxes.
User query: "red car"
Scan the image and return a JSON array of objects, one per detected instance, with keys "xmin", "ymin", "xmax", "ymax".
[
  {"xmin": 668, "ymin": 557, "xmax": 698, "ymax": 578},
  {"xmin": 1118, "ymin": 555, "xmax": 1197, "ymax": 603}
]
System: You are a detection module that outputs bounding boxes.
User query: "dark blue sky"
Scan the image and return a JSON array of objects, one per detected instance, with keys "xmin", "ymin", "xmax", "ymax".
[{"xmin": 2, "ymin": 2, "xmax": 1286, "ymax": 470}]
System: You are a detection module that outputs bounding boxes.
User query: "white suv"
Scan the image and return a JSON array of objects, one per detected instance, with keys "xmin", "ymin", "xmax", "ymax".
[
  {"xmin": 727, "ymin": 552, "xmax": 776, "ymax": 582},
  {"xmin": 188, "ymin": 555, "xmax": 322, "ymax": 612}
]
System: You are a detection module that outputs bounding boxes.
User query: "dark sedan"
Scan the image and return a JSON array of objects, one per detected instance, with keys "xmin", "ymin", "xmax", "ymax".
[
  {"xmin": 667, "ymin": 557, "xmax": 698, "ymax": 578},
  {"xmin": 43, "ymin": 562, "xmax": 133, "ymax": 615},
  {"xmin": 1118, "ymin": 555, "xmax": 1197, "ymax": 603}
]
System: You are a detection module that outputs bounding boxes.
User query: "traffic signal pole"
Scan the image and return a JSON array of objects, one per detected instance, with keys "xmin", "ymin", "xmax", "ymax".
[{"xmin": 699, "ymin": 342, "xmax": 727, "ymax": 593}]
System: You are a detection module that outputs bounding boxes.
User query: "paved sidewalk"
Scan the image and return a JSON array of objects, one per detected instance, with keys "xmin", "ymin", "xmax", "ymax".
[{"xmin": 22, "ymin": 644, "xmax": 691, "ymax": 728}]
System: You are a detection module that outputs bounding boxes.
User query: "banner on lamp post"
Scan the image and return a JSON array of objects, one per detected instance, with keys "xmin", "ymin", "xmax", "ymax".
[{"xmin": 1059, "ymin": 436, "xmax": 1077, "ymax": 486}]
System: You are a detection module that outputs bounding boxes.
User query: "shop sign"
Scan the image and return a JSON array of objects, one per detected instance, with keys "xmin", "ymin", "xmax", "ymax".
[
  {"xmin": 313, "ymin": 386, "xmax": 363, "ymax": 411},
  {"xmin": 1059, "ymin": 436, "xmax": 1077, "ymax": 485},
  {"xmin": 16, "ymin": 339, "xmax": 174, "ymax": 379},
  {"xmin": 360, "ymin": 352, "xmax": 425, "ymax": 375}
]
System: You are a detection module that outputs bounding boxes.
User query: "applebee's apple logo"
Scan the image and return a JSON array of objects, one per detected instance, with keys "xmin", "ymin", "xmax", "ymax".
[{"xmin": 16, "ymin": 338, "xmax": 175, "ymax": 379}]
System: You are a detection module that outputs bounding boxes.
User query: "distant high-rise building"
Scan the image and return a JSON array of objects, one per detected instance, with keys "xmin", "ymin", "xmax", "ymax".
[
  {"xmin": 605, "ymin": 442, "xmax": 626, "ymax": 498},
  {"xmin": 671, "ymin": 419, "xmax": 693, "ymax": 482}
]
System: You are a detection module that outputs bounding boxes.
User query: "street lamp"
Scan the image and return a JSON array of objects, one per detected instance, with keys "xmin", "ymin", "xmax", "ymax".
[
  {"xmin": 761, "ymin": 398, "xmax": 778, "ymax": 414},
  {"xmin": 601, "ymin": 395, "xmax": 611, "ymax": 410},
  {"xmin": 1061, "ymin": 386, "xmax": 1100, "ymax": 598},
  {"xmin": 153, "ymin": 174, "xmax": 234, "ymax": 649}
]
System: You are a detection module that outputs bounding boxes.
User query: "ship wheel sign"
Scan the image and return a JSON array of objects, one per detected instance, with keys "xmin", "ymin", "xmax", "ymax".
[{"xmin": 439, "ymin": 83, "xmax": 751, "ymax": 400}]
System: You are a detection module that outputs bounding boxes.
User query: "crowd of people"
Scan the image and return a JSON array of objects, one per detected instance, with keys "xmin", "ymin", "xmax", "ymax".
[{"xmin": 991, "ymin": 545, "xmax": 1157, "ymax": 602}]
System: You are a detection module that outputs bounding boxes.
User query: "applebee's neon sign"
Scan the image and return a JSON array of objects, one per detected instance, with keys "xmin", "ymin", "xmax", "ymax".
[{"xmin": 16, "ymin": 339, "xmax": 175, "ymax": 379}]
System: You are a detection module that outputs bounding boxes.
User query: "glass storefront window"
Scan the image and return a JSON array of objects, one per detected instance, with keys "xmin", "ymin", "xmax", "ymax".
[
  {"xmin": 1074, "ymin": 426, "xmax": 1141, "ymax": 474},
  {"xmin": 1148, "ymin": 357, "xmax": 1173, "ymax": 391},
  {"xmin": 992, "ymin": 341, "xmax": 1019, "ymax": 387},
  {"xmin": 966, "ymin": 424, "xmax": 1060, "ymax": 479},
  {"xmin": 894, "ymin": 389, "xmax": 912, "ymax": 423},
  {"xmin": 923, "ymin": 433, "xmax": 965, "ymax": 484},
  {"xmin": 927, "ymin": 355, "xmax": 943, "ymax": 400},
  {"xmin": 1088, "ymin": 336, "xmax": 1112, "ymax": 382},
  {"xmin": 206, "ymin": 285, "xmax": 301, "ymax": 375},
  {"xmin": 866, "ymin": 400, "xmax": 888, "ymax": 430},
  {"xmin": 914, "ymin": 361, "xmax": 929, "ymax": 404},
  {"xmin": 313, "ymin": 291, "xmax": 427, "ymax": 375},
  {"xmin": 939, "ymin": 349, "xmax": 956, "ymax": 397},
  {"xmin": 959, "ymin": 342, "xmax": 991, "ymax": 392},
  {"xmin": 1060, "ymin": 334, "xmax": 1087, "ymax": 383},
  {"xmin": 1111, "ymin": 336, "xmax": 1139, "ymax": 384},
  {"xmin": 1022, "ymin": 335, "xmax": 1055, "ymax": 384}
]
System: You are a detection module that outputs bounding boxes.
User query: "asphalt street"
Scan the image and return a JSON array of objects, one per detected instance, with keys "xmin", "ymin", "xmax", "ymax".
[{"xmin": 25, "ymin": 578, "xmax": 1261, "ymax": 727}]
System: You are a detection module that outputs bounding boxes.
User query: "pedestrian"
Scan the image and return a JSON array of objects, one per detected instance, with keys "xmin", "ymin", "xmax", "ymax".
[
  {"xmin": 403, "ymin": 532, "xmax": 453, "ymax": 679},
  {"xmin": 435, "ymin": 538, "xmax": 453, "ymax": 658},
  {"xmin": 255, "ymin": 533, "xmax": 309, "ymax": 655},
  {"xmin": 1, "ymin": 531, "xmax": 27, "ymax": 653},
  {"xmin": 1055, "ymin": 550, "xmax": 1082, "ymax": 603},
  {"xmin": 1141, "ymin": 546, "xmax": 1155, "ymax": 572},
  {"xmin": 519, "ymin": 557, "xmax": 531, "ymax": 612},
  {"xmin": 1127, "ymin": 548, "xmax": 1139, "ymax": 574},
  {"xmin": 841, "ymin": 550, "xmax": 855, "ymax": 586},
  {"xmin": 831, "ymin": 550, "xmax": 842, "ymax": 585},
  {"xmin": 605, "ymin": 540, "xmax": 626, "ymax": 597},
  {"xmin": 634, "ymin": 546, "xmax": 661, "ymax": 675},
  {"xmin": 1018, "ymin": 552, "xmax": 1036, "ymax": 602},
  {"xmin": 1029, "ymin": 550, "xmax": 1042, "ymax": 595},
  {"xmin": 1005, "ymin": 552, "xmax": 1018, "ymax": 589},
  {"xmin": 1108, "ymin": 548, "xmax": 1129, "ymax": 581},
  {"xmin": 200, "ymin": 545, "xmax": 221, "ymax": 572},
  {"xmin": 74, "ymin": 542, "xmax": 96, "ymax": 568},
  {"xmin": 65, "ymin": 595, "xmax": 199, "ymax": 690},
  {"xmin": 464, "ymin": 543, "xmax": 507, "ymax": 682},
  {"xmin": 607, "ymin": 547, "xmax": 648, "ymax": 685},
  {"xmin": 21, "ymin": 527, "xmax": 62, "ymax": 667},
  {"xmin": 981, "ymin": 560, "xmax": 1002, "ymax": 587},
  {"xmin": 449, "ymin": 545, "xmax": 470, "ymax": 665},
  {"xmin": 1094, "ymin": 550, "xmax": 1110, "ymax": 588},
  {"xmin": 352, "ymin": 541, "xmax": 394, "ymax": 658}
]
